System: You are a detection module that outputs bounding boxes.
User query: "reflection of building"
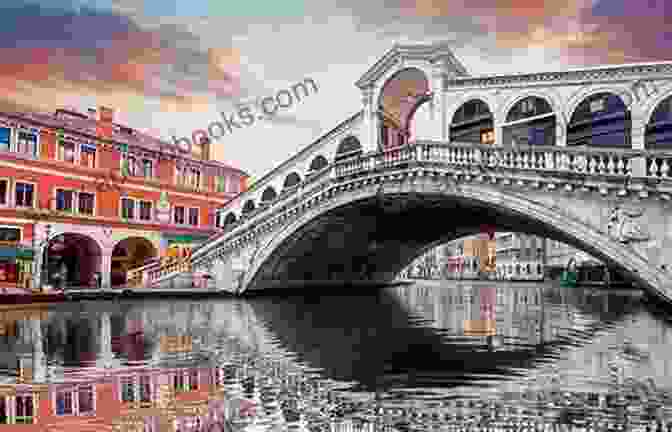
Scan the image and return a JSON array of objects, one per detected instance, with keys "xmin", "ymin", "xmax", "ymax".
[
  {"xmin": 544, "ymin": 239, "xmax": 602, "ymax": 278},
  {"xmin": 0, "ymin": 106, "xmax": 248, "ymax": 291},
  {"xmin": 495, "ymin": 232, "xmax": 545, "ymax": 281}
]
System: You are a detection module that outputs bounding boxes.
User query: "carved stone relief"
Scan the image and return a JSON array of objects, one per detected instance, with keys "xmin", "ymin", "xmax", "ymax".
[{"xmin": 607, "ymin": 205, "xmax": 650, "ymax": 243}]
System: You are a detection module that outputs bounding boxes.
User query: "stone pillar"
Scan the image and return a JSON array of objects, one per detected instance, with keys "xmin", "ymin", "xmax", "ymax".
[
  {"xmin": 361, "ymin": 86, "xmax": 380, "ymax": 153},
  {"xmin": 429, "ymin": 62, "xmax": 446, "ymax": 141},
  {"xmin": 98, "ymin": 311, "xmax": 114, "ymax": 369},
  {"xmin": 30, "ymin": 318, "xmax": 46, "ymax": 382},
  {"xmin": 100, "ymin": 252, "xmax": 112, "ymax": 289}
]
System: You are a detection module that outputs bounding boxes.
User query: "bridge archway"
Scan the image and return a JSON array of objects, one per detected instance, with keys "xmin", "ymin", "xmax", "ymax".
[
  {"xmin": 242, "ymin": 179, "xmax": 669, "ymax": 302},
  {"xmin": 308, "ymin": 155, "xmax": 328, "ymax": 172},
  {"xmin": 449, "ymin": 99, "xmax": 494, "ymax": 144},
  {"xmin": 502, "ymin": 96, "xmax": 556, "ymax": 147},
  {"xmin": 567, "ymin": 91, "xmax": 631, "ymax": 148},
  {"xmin": 242, "ymin": 199, "xmax": 256, "ymax": 214},
  {"xmin": 261, "ymin": 186, "xmax": 277, "ymax": 203},
  {"xmin": 335, "ymin": 135, "xmax": 362, "ymax": 161},
  {"xmin": 111, "ymin": 237, "xmax": 157, "ymax": 287},
  {"xmin": 44, "ymin": 232, "xmax": 102, "ymax": 288},
  {"xmin": 645, "ymin": 93, "xmax": 672, "ymax": 149},
  {"xmin": 377, "ymin": 67, "xmax": 430, "ymax": 149},
  {"xmin": 283, "ymin": 172, "xmax": 302, "ymax": 189},
  {"xmin": 221, "ymin": 212, "xmax": 237, "ymax": 229}
]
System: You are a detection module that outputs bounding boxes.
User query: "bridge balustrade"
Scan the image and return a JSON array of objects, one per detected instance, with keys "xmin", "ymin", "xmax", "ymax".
[
  {"xmin": 646, "ymin": 154, "xmax": 672, "ymax": 179},
  {"xmin": 139, "ymin": 141, "xmax": 672, "ymax": 290}
]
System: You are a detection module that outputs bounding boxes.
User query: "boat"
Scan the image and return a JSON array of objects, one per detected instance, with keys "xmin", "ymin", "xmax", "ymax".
[{"xmin": 560, "ymin": 258, "xmax": 578, "ymax": 288}]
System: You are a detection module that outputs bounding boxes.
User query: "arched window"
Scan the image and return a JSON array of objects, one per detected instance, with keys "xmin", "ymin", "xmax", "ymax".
[
  {"xmin": 242, "ymin": 200, "xmax": 255, "ymax": 214},
  {"xmin": 223, "ymin": 212, "xmax": 237, "ymax": 227},
  {"xmin": 261, "ymin": 187, "xmax": 277, "ymax": 203},
  {"xmin": 450, "ymin": 99, "xmax": 494, "ymax": 144},
  {"xmin": 335, "ymin": 136, "xmax": 362, "ymax": 161},
  {"xmin": 503, "ymin": 96, "xmax": 555, "ymax": 147},
  {"xmin": 308, "ymin": 155, "xmax": 328, "ymax": 172},
  {"xmin": 283, "ymin": 172, "xmax": 301, "ymax": 189},
  {"xmin": 567, "ymin": 92, "xmax": 631, "ymax": 148},
  {"xmin": 645, "ymin": 95, "xmax": 672, "ymax": 149}
]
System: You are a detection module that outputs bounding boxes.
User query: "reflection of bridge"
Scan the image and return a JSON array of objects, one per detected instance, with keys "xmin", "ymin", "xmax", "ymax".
[{"xmin": 134, "ymin": 42, "xmax": 672, "ymax": 302}]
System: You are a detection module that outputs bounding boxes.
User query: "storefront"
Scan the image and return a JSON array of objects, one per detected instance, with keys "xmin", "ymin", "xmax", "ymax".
[{"xmin": 0, "ymin": 238, "xmax": 34, "ymax": 290}]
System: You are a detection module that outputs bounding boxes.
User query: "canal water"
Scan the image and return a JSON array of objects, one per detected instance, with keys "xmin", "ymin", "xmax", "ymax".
[{"xmin": 1, "ymin": 281, "xmax": 672, "ymax": 431}]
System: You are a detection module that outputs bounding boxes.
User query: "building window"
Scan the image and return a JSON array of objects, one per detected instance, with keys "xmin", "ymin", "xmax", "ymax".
[
  {"xmin": 79, "ymin": 192, "xmax": 95, "ymax": 215},
  {"xmin": 15, "ymin": 182, "xmax": 34, "ymax": 207},
  {"xmin": 128, "ymin": 155, "xmax": 137, "ymax": 176},
  {"xmin": 0, "ymin": 127, "xmax": 10, "ymax": 152},
  {"xmin": 56, "ymin": 189, "xmax": 75, "ymax": 212},
  {"xmin": 17, "ymin": 131, "xmax": 38, "ymax": 156},
  {"xmin": 58, "ymin": 140, "xmax": 76, "ymax": 163},
  {"xmin": 140, "ymin": 376, "xmax": 151, "ymax": 403},
  {"xmin": 216, "ymin": 176, "xmax": 226, "ymax": 192},
  {"xmin": 0, "ymin": 179, "xmax": 7, "ymax": 205},
  {"xmin": 121, "ymin": 378, "xmax": 135, "ymax": 403},
  {"xmin": 188, "ymin": 208, "xmax": 199, "ymax": 226},
  {"xmin": 188, "ymin": 370, "xmax": 198, "ymax": 390},
  {"xmin": 142, "ymin": 159, "xmax": 153, "ymax": 178},
  {"xmin": 78, "ymin": 386, "xmax": 94, "ymax": 414},
  {"xmin": 174, "ymin": 206, "xmax": 185, "ymax": 225},
  {"xmin": 15, "ymin": 395, "xmax": 33, "ymax": 424},
  {"xmin": 56, "ymin": 390, "xmax": 73, "ymax": 415},
  {"xmin": 121, "ymin": 198, "xmax": 135, "ymax": 219},
  {"xmin": 139, "ymin": 200, "xmax": 152, "ymax": 221},
  {"xmin": 80, "ymin": 144, "xmax": 96, "ymax": 168},
  {"xmin": 189, "ymin": 168, "xmax": 201, "ymax": 189}
]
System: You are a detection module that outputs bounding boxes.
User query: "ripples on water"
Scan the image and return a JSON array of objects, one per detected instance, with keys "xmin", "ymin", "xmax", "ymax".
[{"xmin": 0, "ymin": 281, "xmax": 671, "ymax": 431}]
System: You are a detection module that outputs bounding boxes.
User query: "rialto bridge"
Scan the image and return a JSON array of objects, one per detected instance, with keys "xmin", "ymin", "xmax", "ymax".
[{"xmin": 132, "ymin": 42, "xmax": 672, "ymax": 303}]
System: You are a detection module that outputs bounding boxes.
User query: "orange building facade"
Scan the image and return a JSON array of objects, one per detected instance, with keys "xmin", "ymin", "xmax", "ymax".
[{"xmin": 0, "ymin": 106, "xmax": 248, "ymax": 291}]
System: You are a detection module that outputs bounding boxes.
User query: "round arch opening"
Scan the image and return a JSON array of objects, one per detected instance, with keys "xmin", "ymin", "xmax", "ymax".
[
  {"xmin": 111, "ymin": 237, "xmax": 158, "ymax": 287},
  {"xmin": 449, "ymin": 99, "xmax": 494, "ymax": 145},
  {"xmin": 502, "ymin": 96, "xmax": 556, "ymax": 147},
  {"xmin": 44, "ymin": 233, "xmax": 102, "ymax": 289},
  {"xmin": 261, "ymin": 187, "xmax": 278, "ymax": 203},
  {"xmin": 645, "ymin": 94, "xmax": 672, "ymax": 149},
  {"xmin": 377, "ymin": 67, "xmax": 430, "ymax": 149},
  {"xmin": 283, "ymin": 172, "xmax": 302, "ymax": 189},
  {"xmin": 335, "ymin": 136, "xmax": 362, "ymax": 161},
  {"xmin": 567, "ymin": 92, "xmax": 631, "ymax": 148}
]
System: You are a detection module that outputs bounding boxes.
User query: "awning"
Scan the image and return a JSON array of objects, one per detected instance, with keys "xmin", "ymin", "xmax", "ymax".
[{"xmin": 0, "ymin": 246, "xmax": 17, "ymax": 260}]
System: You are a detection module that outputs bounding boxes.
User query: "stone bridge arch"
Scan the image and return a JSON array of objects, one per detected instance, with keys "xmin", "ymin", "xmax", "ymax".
[{"xmin": 240, "ymin": 176, "xmax": 672, "ymax": 302}]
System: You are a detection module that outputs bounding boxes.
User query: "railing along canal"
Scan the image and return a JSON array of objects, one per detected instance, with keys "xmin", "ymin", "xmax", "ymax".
[{"xmin": 139, "ymin": 142, "xmax": 672, "ymax": 287}]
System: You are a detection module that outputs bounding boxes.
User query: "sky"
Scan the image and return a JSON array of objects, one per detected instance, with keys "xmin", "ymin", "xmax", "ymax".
[{"xmin": 0, "ymin": 0, "xmax": 671, "ymax": 180}]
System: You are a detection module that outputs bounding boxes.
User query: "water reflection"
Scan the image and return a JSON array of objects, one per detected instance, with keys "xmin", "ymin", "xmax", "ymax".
[{"xmin": 0, "ymin": 282, "xmax": 670, "ymax": 431}]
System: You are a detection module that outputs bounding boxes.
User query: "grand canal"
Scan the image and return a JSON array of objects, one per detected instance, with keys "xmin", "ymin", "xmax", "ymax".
[{"xmin": 1, "ymin": 281, "xmax": 672, "ymax": 431}]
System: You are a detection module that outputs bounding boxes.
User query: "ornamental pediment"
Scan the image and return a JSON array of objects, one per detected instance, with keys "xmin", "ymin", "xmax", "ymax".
[{"xmin": 355, "ymin": 42, "xmax": 469, "ymax": 89}]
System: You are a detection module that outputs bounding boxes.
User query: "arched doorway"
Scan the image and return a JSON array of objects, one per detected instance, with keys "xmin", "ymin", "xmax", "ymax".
[
  {"xmin": 377, "ymin": 67, "xmax": 431, "ymax": 149},
  {"xmin": 111, "ymin": 237, "xmax": 158, "ymax": 287},
  {"xmin": 44, "ymin": 233, "xmax": 102, "ymax": 288},
  {"xmin": 335, "ymin": 136, "xmax": 362, "ymax": 161}
]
